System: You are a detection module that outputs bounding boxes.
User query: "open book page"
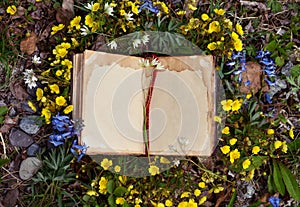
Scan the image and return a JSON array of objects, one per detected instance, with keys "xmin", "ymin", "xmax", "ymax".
[{"xmin": 73, "ymin": 50, "xmax": 216, "ymax": 156}]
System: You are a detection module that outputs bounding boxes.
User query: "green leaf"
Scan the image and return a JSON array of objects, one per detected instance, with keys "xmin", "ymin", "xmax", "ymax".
[
  {"xmin": 113, "ymin": 186, "xmax": 127, "ymax": 197},
  {"xmin": 0, "ymin": 106, "xmax": 8, "ymax": 116},
  {"xmin": 266, "ymin": 40, "xmax": 277, "ymax": 52},
  {"xmin": 268, "ymin": 175, "xmax": 275, "ymax": 194},
  {"xmin": 272, "ymin": 160, "xmax": 285, "ymax": 196},
  {"xmin": 107, "ymin": 180, "xmax": 115, "ymax": 195},
  {"xmin": 290, "ymin": 65, "xmax": 300, "ymax": 77},
  {"xmin": 0, "ymin": 117, "xmax": 4, "ymax": 124},
  {"xmin": 287, "ymin": 138, "xmax": 300, "ymax": 152},
  {"xmin": 275, "ymin": 56, "xmax": 285, "ymax": 67},
  {"xmin": 278, "ymin": 162, "xmax": 300, "ymax": 201},
  {"xmin": 108, "ymin": 195, "xmax": 116, "ymax": 207},
  {"xmin": 0, "ymin": 158, "xmax": 9, "ymax": 167}
]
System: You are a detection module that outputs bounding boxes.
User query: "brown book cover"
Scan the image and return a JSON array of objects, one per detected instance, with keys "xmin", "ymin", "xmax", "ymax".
[{"xmin": 72, "ymin": 50, "xmax": 217, "ymax": 156}]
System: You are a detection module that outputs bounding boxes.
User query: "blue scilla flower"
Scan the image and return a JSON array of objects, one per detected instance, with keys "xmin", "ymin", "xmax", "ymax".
[
  {"xmin": 49, "ymin": 133, "xmax": 66, "ymax": 147},
  {"xmin": 71, "ymin": 139, "xmax": 88, "ymax": 162},
  {"xmin": 139, "ymin": 0, "xmax": 159, "ymax": 14},
  {"xmin": 268, "ymin": 196, "xmax": 280, "ymax": 207},
  {"xmin": 52, "ymin": 113, "xmax": 73, "ymax": 132},
  {"xmin": 256, "ymin": 50, "xmax": 271, "ymax": 59}
]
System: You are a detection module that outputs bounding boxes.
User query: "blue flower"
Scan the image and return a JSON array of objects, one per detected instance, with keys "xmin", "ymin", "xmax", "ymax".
[
  {"xmin": 268, "ymin": 196, "xmax": 280, "ymax": 207},
  {"xmin": 49, "ymin": 133, "xmax": 65, "ymax": 147},
  {"xmin": 139, "ymin": 0, "xmax": 159, "ymax": 14},
  {"xmin": 52, "ymin": 113, "xmax": 73, "ymax": 132},
  {"xmin": 256, "ymin": 50, "xmax": 271, "ymax": 59},
  {"xmin": 71, "ymin": 139, "xmax": 88, "ymax": 162}
]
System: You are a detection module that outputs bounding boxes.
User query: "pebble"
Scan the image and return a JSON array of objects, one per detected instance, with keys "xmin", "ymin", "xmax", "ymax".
[
  {"xmin": 8, "ymin": 107, "xmax": 17, "ymax": 117},
  {"xmin": 19, "ymin": 157, "xmax": 42, "ymax": 180},
  {"xmin": 21, "ymin": 102, "xmax": 36, "ymax": 113},
  {"xmin": 19, "ymin": 115, "xmax": 42, "ymax": 134},
  {"xmin": 9, "ymin": 128, "xmax": 34, "ymax": 148},
  {"xmin": 27, "ymin": 143, "xmax": 40, "ymax": 157}
]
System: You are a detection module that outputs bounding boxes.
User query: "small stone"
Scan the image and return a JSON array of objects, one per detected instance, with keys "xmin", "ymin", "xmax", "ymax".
[
  {"xmin": 19, "ymin": 157, "xmax": 42, "ymax": 180},
  {"xmin": 9, "ymin": 128, "xmax": 34, "ymax": 148},
  {"xmin": 8, "ymin": 107, "xmax": 17, "ymax": 117},
  {"xmin": 27, "ymin": 143, "xmax": 40, "ymax": 157},
  {"xmin": 19, "ymin": 115, "xmax": 42, "ymax": 134},
  {"xmin": 21, "ymin": 102, "xmax": 36, "ymax": 113}
]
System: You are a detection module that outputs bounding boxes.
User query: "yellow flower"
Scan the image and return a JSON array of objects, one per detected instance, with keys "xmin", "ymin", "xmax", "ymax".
[
  {"xmin": 229, "ymin": 138, "xmax": 237, "ymax": 145},
  {"xmin": 165, "ymin": 199, "xmax": 173, "ymax": 207},
  {"xmin": 208, "ymin": 21, "xmax": 220, "ymax": 33},
  {"xmin": 236, "ymin": 23, "xmax": 244, "ymax": 36},
  {"xmin": 231, "ymin": 99, "xmax": 242, "ymax": 111},
  {"xmin": 282, "ymin": 141, "xmax": 288, "ymax": 153},
  {"xmin": 157, "ymin": 203, "xmax": 165, "ymax": 207},
  {"xmin": 85, "ymin": 14, "xmax": 93, "ymax": 28},
  {"xmin": 120, "ymin": 9, "xmax": 126, "ymax": 16},
  {"xmin": 213, "ymin": 186, "xmax": 224, "ymax": 193},
  {"xmin": 214, "ymin": 116, "xmax": 222, "ymax": 123},
  {"xmin": 242, "ymin": 159, "xmax": 251, "ymax": 169},
  {"xmin": 201, "ymin": 13, "xmax": 209, "ymax": 21},
  {"xmin": 214, "ymin": 8, "xmax": 225, "ymax": 15},
  {"xmin": 56, "ymin": 70, "xmax": 63, "ymax": 76},
  {"xmin": 252, "ymin": 146, "xmax": 260, "ymax": 154},
  {"xmin": 99, "ymin": 177, "xmax": 108, "ymax": 194},
  {"xmin": 49, "ymin": 84, "xmax": 60, "ymax": 94},
  {"xmin": 114, "ymin": 165, "xmax": 121, "ymax": 173},
  {"xmin": 28, "ymin": 101, "xmax": 36, "ymax": 112},
  {"xmin": 267, "ymin": 129, "xmax": 275, "ymax": 135},
  {"xmin": 101, "ymin": 158, "xmax": 113, "ymax": 170},
  {"xmin": 51, "ymin": 24, "xmax": 65, "ymax": 35},
  {"xmin": 220, "ymin": 145, "xmax": 230, "ymax": 154},
  {"xmin": 116, "ymin": 197, "xmax": 125, "ymax": 205},
  {"xmin": 222, "ymin": 126, "xmax": 230, "ymax": 135},
  {"xmin": 246, "ymin": 93, "xmax": 252, "ymax": 99},
  {"xmin": 224, "ymin": 18, "xmax": 233, "ymax": 29},
  {"xmin": 86, "ymin": 190, "xmax": 98, "ymax": 196},
  {"xmin": 194, "ymin": 189, "xmax": 201, "ymax": 196},
  {"xmin": 92, "ymin": 3, "xmax": 100, "ymax": 12},
  {"xmin": 229, "ymin": 149, "xmax": 240, "ymax": 163},
  {"xmin": 62, "ymin": 59, "xmax": 73, "ymax": 69},
  {"xmin": 41, "ymin": 108, "xmax": 51, "ymax": 124},
  {"xmin": 176, "ymin": 10, "xmax": 186, "ymax": 15},
  {"xmin": 289, "ymin": 127, "xmax": 294, "ymax": 139},
  {"xmin": 71, "ymin": 38, "xmax": 79, "ymax": 47},
  {"xmin": 274, "ymin": 140, "xmax": 282, "ymax": 149},
  {"xmin": 6, "ymin": 5, "xmax": 17, "ymax": 15},
  {"xmin": 199, "ymin": 196, "xmax": 207, "ymax": 205},
  {"xmin": 63, "ymin": 105, "xmax": 73, "ymax": 114},
  {"xmin": 160, "ymin": 156, "xmax": 170, "ymax": 164},
  {"xmin": 231, "ymin": 32, "xmax": 239, "ymax": 41},
  {"xmin": 69, "ymin": 16, "xmax": 81, "ymax": 30},
  {"xmin": 221, "ymin": 99, "xmax": 233, "ymax": 111},
  {"xmin": 36, "ymin": 88, "xmax": 43, "ymax": 101},
  {"xmin": 55, "ymin": 96, "xmax": 66, "ymax": 106},
  {"xmin": 181, "ymin": 191, "xmax": 190, "ymax": 198},
  {"xmin": 148, "ymin": 165, "xmax": 160, "ymax": 176},
  {"xmin": 198, "ymin": 182, "xmax": 206, "ymax": 188},
  {"xmin": 233, "ymin": 38, "xmax": 243, "ymax": 51},
  {"xmin": 207, "ymin": 42, "xmax": 217, "ymax": 51},
  {"xmin": 188, "ymin": 4, "xmax": 197, "ymax": 11}
]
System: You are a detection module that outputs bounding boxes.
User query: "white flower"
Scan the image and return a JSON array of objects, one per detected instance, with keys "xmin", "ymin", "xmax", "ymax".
[
  {"xmin": 80, "ymin": 25, "xmax": 90, "ymax": 36},
  {"xmin": 173, "ymin": 159, "xmax": 180, "ymax": 167},
  {"xmin": 150, "ymin": 58, "xmax": 159, "ymax": 66},
  {"xmin": 155, "ymin": 62, "xmax": 165, "ymax": 70},
  {"xmin": 84, "ymin": 2, "xmax": 93, "ymax": 10},
  {"xmin": 124, "ymin": 12, "xmax": 134, "ymax": 21},
  {"xmin": 23, "ymin": 69, "xmax": 37, "ymax": 89},
  {"xmin": 151, "ymin": 58, "xmax": 165, "ymax": 70},
  {"xmin": 141, "ymin": 34, "xmax": 149, "ymax": 44},
  {"xmin": 32, "ymin": 55, "xmax": 41, "ymax": 64},
  {"xmin": 133, "ymin": 39, "xmax": 141, "ymax": 48},
  {"xmin": 178, "ymin": 137, "xmax": 189, "ymax": 146},
  {"xmin": 104, "ymin": 2, "xmax": 114, "ymax": 16},
  {"xmin": 107, "ymin": 40, "xmax": 117, "ymax": 50},
  {"xmin": 139, "ymin": 58, "xmax": 150, "ymax": 67}
]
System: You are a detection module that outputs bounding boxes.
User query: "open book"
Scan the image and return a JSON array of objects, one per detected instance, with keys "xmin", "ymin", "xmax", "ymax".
[{"xmin": 72, "ymin": 50, "xmax": 217, "ymax": 156}]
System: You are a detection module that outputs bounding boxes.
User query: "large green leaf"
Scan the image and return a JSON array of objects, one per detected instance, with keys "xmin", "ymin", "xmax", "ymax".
[
  {"xmin": 107, "ymin": 180, "xmax": 115, "ymax": 195},
  {"xmin": 114, "ymin": 186, "xmax": 127, "ymax": 197},
  {"xmin": 0, "ymin": 106, "xmax": 8, "ymax": 116},
  {"xmin": 278, "ymin": 162, "xmax": 300, "ymax": 201},
  {"xmin": 272, "ymin": 160, "xmax": 285, "ymax": 196},
  {"xmin": 108, "ymin": 194, "xmax": 116, "ymax": 207}
]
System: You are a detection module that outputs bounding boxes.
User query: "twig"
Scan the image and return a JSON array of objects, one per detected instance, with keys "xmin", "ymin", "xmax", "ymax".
[
  {"xmin": 0, "ymin": 132, "xmax": 7, "ymax": 159},
  {"xmin": 1, "ymin": 167, "xmax": 21, "ymax": 181}
]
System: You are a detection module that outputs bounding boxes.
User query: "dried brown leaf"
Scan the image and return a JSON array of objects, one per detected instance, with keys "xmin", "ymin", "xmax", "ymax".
[
  {"xmin": 56, "ymin": 8, "xmax": 74, "ymax": 24},
  {"xmin": 20, "ymin": 32, "xmax": 37, "ymax": 55},
  {"xmin": 9, "ymin": 79, "xmax": 29, "ymax": 100},
  {"xmin": 62, "ymin": 0, "xmax": 74, "ymax": 14}
]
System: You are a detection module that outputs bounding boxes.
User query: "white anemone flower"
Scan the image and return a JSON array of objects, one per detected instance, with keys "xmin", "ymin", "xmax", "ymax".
[
  {"xmin": 133, "ymin": 39, "xmax": 141, "ymax": 49},
  {"xmin": 84, "ymin": 2, "xmax": 94, "ymax": 10},
  {"xmin": 80, "ymin": 25, "xmax": 90, "ymax": 36},
  {"xmin": 107, "ymin": 40, "xmax": 117, "ymax": 50},
  {"xmin": 23, "ymin": 69, "xmax": 38, "ymax": 89},
  {"xmin": 124, "ymin": 12, "xmax": 134, "ymax": 21},
  {"xmin": 104, "ymin": 2, "xmax": 114, "ymax": 16},
  {"xmin": 141, "ymin": 34, "xmax": 150, "ymax": 44},
  {"xmin": 32, "ymin": 55, "xmax": 41, "ymax": 64},
  {"xmin": 139, "ymin": 58, "xmax": 150, "ymax": 67}
]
